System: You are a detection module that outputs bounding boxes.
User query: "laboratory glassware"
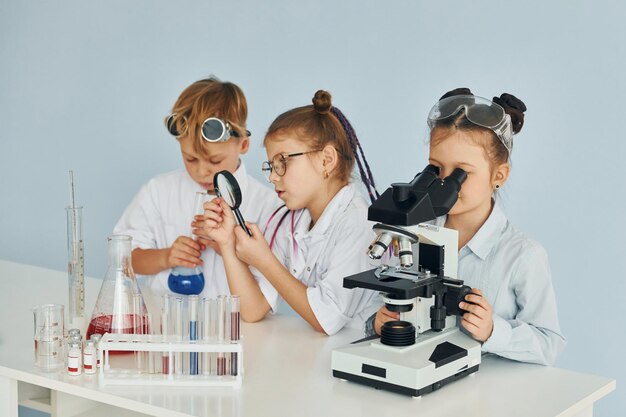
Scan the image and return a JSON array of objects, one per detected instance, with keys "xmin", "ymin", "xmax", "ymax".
[
  {"xmin": 90, "ymin": 333, "xmax": 102, "ymax": 368},
  {"xmin": 168, "ymin": 191, "xmax": 209, "ymax": 295},
  {"xmin": 67, "ymin": 340, "xmax": 82, "ymax": 376},
  {"xmin": 230, "ymin": 295, "xmax": 240, "ymax": 376},
  {"xmin": 83, "ymin": 339, "xmax": 96, "ymax": 374},
  {"xmin": 189, "ymin": 295, "xmax": 199, "ymax": 375},
  {"xmin": 67, "ymin": 170, "xmax": 85, "ymax": 330},
  {"xmin": 33, "ymin": 304, "xmax": 65, "ymax": 371},
  {"xmin": 87, "ymin": 235, "xmax": 149, "ymax": 342}
]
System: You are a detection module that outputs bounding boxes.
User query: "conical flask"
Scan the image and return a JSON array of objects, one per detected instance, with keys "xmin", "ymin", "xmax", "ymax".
[
  {"xmin": 87, "ymin": 235, "xmax": 148, "ymax": 340},
  {"xmin": 168, "ymin": 192, "xmax": 208, "ymax": 295}
]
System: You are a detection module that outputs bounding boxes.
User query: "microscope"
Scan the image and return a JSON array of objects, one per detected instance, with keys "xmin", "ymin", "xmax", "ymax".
[{"xmin": 331, "ymin": 165, "xmax": 481, "ymax": 396}]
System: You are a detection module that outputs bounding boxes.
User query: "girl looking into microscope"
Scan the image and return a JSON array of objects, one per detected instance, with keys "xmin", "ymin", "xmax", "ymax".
[
  {"xmin": 370, "ymin": 88, "xmax": 566, "ymax": 365},
  {"xmin": 196, "ymin": 90, "xmax": 381, "ymax": 335}
]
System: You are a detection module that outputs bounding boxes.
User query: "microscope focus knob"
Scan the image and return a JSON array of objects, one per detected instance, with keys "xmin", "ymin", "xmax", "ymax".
[{"xmin": 430, "ymin": 305, "xmax": 447, "ymax": 332}]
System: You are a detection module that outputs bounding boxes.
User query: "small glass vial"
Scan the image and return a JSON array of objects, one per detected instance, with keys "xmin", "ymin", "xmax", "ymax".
[
  {"xmin": 90, "ymin": 334, "xmax": 102, "ymax": 368},
  {"xmin": 68, "ymin": 328, "xmax": 81, "ymax": 338},
  {"xmin": 67, "ymin": 341, "xmax": 82, "ymax": 376},
  {"xmin": 83, "ymin": 340, "xmax": 96, "ymax": 374},
  {"xmin": 65, "ymin": 329, "xmax": 81, "ymax": 364}
]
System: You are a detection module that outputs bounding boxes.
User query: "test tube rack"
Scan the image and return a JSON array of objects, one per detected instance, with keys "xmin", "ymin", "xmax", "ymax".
[{"xmin": 98, "ymin": 333, "xmax": 243, "ymax": 387}]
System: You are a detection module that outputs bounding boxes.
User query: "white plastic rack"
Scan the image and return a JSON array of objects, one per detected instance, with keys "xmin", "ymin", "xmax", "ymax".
[{"xmin": 98, "ymin": 333, "xmax": 243, "ymax": 387}]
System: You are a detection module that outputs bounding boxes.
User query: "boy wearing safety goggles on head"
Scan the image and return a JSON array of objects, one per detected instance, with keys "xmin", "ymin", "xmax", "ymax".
[
  {"xmin": 369, "ymin": 88, "xmax": 566, "ymax": 365},
  {"xmin": 113, "ymin": 76, "xmax": 281, "ymax": 299}
]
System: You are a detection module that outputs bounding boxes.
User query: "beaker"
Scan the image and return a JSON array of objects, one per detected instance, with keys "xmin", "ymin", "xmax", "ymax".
[
  {"xmin": 87, "ymin": 235, "xmax": 149, "ymax": 341},
  {"xmin": 33, "ymin": 304, "xmax": 64, "ymax": 371},
  {"xmin": 167, "ymin": 191, "xmax": 209, "ymax": 295}
]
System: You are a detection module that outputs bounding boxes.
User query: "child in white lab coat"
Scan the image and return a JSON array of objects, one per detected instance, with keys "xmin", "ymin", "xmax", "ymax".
[
  {"xmin": 370, "ymin": 88, "xmax": 566, "ymax": 365},
  {"xmin": 198, "ymin": 90, "xmax": 381, "ymax": 335},
  {"xmin": 113, "ymin": 76, "xmax": 281, "ymax": 298}
]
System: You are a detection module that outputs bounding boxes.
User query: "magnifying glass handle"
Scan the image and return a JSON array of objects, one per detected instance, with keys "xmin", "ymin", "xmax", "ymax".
[{"xmin": 234, "ymin": 209, "xmax": 252, "ymax": 236}]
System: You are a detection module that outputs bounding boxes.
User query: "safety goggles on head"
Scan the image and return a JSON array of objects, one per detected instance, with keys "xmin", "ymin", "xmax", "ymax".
[
  {"xmin": 165, "ymin": 114, "xmax": 251, "ymax": 143},
  {"xmin": 427, "ymin": 95, "xmax": 513, "ymax": 154}
]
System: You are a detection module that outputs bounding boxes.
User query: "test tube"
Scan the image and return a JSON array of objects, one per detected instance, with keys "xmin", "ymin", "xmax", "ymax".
[
  {"xmin": 217, "ymin": 296, "xmax": 229, "ymax": 376},
  {"xmin": 189, "ymin": 295, "xmax": 199, "ymax": 375},
  {"xmin": 133, "ymin": 294, "xmax": 144, "ymax": 372},
  {"xmin": 201, "ymin": 297, "xmax": 212, "ymax": 375},
  {"xmin": 161, "ymin": 295, "xmax": 171, "ymax": 375},
  {"xmin": 230, "ymin": 295, "xmax": 240, "ymax": 376},
  {"xmin": 173, "ymin": 296, "xmax": 183, "ymax": 375},
  {"xmin": 145, "ymin": 313, "xmax": 157, "ymax": 374}
]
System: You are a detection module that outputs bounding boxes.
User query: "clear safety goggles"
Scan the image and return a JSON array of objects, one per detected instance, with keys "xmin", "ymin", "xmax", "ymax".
[
  {"xmin": 427, "ymin": 95, "xmax": 513, "ymax": 154},
  {"xmin": 165, "ymin": 114, "xmax": 251, "ymax": 143}
]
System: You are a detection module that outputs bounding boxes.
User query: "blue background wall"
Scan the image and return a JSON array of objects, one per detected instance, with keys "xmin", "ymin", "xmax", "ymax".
[{"xmin": 1, "ymin": 1, "xmax": 624, "ymax": 415}]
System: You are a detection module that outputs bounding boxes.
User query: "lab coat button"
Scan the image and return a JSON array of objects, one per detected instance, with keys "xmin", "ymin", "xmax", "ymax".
[{"xmin": 307, "ymin": 267, "xmax": 311, "ymax": 271}]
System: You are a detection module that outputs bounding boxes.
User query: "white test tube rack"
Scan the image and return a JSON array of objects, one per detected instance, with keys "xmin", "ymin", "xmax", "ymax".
[{"xmin": 98, "ymin": 333, "xmax": 243, "ymax": 387}]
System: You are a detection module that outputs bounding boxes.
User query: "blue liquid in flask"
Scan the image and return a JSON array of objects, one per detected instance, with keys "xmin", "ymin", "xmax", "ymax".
[{"xmin": 167, "ymin": 266, "xmax": 205, "ymax": 295}]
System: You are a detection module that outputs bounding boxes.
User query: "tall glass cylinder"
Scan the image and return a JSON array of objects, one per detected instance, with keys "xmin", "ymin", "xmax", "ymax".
[{"xmin": 66, "ymin": 206, "xmax": 85, "ymax": 330}]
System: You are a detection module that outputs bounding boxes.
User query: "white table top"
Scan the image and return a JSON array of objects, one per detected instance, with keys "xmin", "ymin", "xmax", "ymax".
[{"xmin": 0, "ymin": 260, "xmax": 616, "ymax": 417}]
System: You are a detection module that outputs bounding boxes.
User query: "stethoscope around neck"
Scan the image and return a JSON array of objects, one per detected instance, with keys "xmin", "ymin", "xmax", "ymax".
[{"xmin": 263, "ymin": 204, "xmax": 297, "ymax": 253}]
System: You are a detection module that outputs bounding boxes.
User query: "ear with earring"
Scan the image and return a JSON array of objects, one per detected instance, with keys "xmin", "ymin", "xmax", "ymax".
[
  {"xmin": 495, "ymin": 184, "xmax": 500, "ymax": 190},
  {"xmin": 324, "ymin": 170, "xmax": 329, "ymax": 179}
]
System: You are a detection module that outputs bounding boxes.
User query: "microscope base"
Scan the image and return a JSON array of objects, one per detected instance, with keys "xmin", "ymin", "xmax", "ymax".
[{"xmin": 331, "ymin": 327, "xmax": 481, "ymax": 397}]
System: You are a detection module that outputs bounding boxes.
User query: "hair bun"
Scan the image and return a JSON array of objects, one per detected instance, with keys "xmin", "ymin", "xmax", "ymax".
[
  {"xmin": 498, "ymin": 93, "xmax": 527, "ymax": 113},
  {"xmin": 440, "ymin": 87, "xmax": 473, "ymax": 100},
  {"xmin": 312, "ymin": 90, "xmax": 332, "ymax": 114},
  {"xmin": 493, "ymin": 93, "xmax": 527, "ymax": 134}
]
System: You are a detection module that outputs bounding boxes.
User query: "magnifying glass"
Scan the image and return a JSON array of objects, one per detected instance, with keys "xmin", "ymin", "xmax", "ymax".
[{"xmin": 213, "ymin": 170, "xmax": 252, "ymax": 236}]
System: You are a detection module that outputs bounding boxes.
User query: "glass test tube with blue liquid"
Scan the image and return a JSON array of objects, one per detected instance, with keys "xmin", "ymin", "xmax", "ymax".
[
  {"xmin": 168, "ymin": 192, "xmax": 209, "ymax": 295},
  {"xmin": 189, "ymin": 295, "xmax": 199, "ymax": 375}
]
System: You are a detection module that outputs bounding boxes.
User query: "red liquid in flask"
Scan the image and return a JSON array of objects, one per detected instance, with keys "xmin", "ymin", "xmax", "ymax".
[{"xmin": 87, "ymin": 314, "xmax": 150, "ymax": 354}]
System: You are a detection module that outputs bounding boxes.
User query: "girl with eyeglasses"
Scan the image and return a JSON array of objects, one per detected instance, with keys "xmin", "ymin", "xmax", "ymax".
[
  {"xmin": 113, "ymin": 76, "xmax": 281, "ymax": 299},
  {"xmin": 198, "ymin": 90, "xmax": 381, "ymax": 335},
  {"xmin": 370, "ymin": 88, "xmax": 566, "ymax": 365}
]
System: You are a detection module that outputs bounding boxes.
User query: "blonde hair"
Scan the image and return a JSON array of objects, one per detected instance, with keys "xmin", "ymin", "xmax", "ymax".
[{"xmin": 170, "ymin": 76, "xmax": 248, "ymax": 157}]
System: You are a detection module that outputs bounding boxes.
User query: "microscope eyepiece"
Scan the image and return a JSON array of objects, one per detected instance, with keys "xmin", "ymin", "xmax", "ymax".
[{"xmin": 444, "ymin": 168, "xmax": 468, "ymax": 190}]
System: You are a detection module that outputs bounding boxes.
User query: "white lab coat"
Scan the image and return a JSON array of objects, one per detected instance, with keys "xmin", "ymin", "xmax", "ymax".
[
  {"xmin": 434, "ymin": 200, "xmax": 566, "ymax": 365},
  {"xmin": 113, "ymin": 162, "xmax": 282, "ymax": 301},
  {"xmin": 262, "ymin": 183, "xmax": 382, "ymax": 335}
]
